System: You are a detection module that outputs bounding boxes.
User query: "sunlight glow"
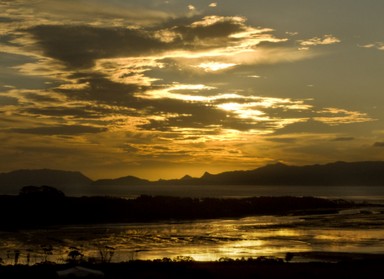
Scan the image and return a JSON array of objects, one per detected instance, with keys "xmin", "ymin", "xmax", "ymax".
[
  {"xmin": 298, "ymin": 34, "xmax": 341, "ymax": 47},
  {"xmin": 138, "ymin": 83, "xmax": 216, "ymax": 101},
  {"xmin": 94, "ymin": 57, "xmax": 164, "ymax": 86},
  {"xmin": 218, "ymin": 102, "xmax": 265, "ymax": 117},
  {"xmin": 314, "ymin": 108, "xmax": 374, "ymax": 125},
  {"xmin": 197, "ymin": 62, "xmax": 237, "ymax": 72},
  {"xmin": 360, "ymin": 42, "xmax": 384, "ymax": 51},
  {"xmin": 190, "ymin": 15, "xmax": 245, "ymax": 28}
]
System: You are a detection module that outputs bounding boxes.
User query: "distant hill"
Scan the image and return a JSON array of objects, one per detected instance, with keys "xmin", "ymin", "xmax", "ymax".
[
  {"xmin": 92, "ymin": 175, "xmax": 150, "ymax": 186},
  {"xmin": 172, "ymin": 161, "xmax": 384, "ymax": 186},
  {"xmin": 89, "ymin": 161, "xmax": 384, "ymax": 187},
  {"xmin": 0, "ymin": 169, "xmax": 93, "ymax": 195},
  {"xmin": 1, "ymin": 161, "xmax": 384, "ymax": 196}
]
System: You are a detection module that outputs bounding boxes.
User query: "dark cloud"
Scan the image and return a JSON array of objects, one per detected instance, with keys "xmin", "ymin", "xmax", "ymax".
[
  {"xmin": 26, "ymin": 15, "xmax": 281, "ymax": 69},
  {"xmin": 24, "ymin": 85, "xmax": 262, "ymax": 134},
  {"xmin": 0, "ymin": 17, "xmax": 18, "ymax": 23},
  {"xmin": 139, "ymin": 109, "xmax": 274, "ymax": 132},
  {"xmin": 155, "ymin": 14, "xmax": 249, "ymax": 39},
  {"xmin": 331, "ymin": 137, "xmax": 355, "ymax": 142},
  {"xmin": 373, "ymin": 142, "xmax": 384, "ymax": 147},
  {"xmin": 23, "ymin": 106, "xmax": 102, "ymax": 119},
  {"xmin": 17, "ymin": 18, "xmax": 306, "ymax": 135},
  {"xmin": 152, "ymin": 146, "xmax": 171, "ymax": 150},
  {"xmin": 27, "ymin": 25, "xmax": 168, "ymax": 69},
  {"xmin": 120, "ymin": 144, "xmax": 139, "ymax": 153},
  {"xmin": 138, "ymin": 98, "xmax": 256, "ymax": 132},
  {"xmin": 0, "ymin": 116, "xmax": 19, "ymax": 123},
  {"xmin": 173, "ymin": 18, "xmax": 245, "ymax": 44},
  {"xmin": 45, "ymin": 73, "xmax": 301, "ymax": 133},
  {"xmin": 0, "ymin": 96, "xmax": 18, "ymax": 106},
  {"xmin": 0, "ymin": 34, "xmax": 22, "ymax": 47},
  {"xmin": 11, "ymin": 125, "xmax": 106, "ymax": 135},
  {"xmin": 57, "ymin": 73, "xmax": 145, "ymax": 106},
  {"xmin": 23, "ymin": 92, "xmax": 61, "ymax": 103},
  {"xmin": 266, "ymin": 137, "xmax": 297, "ymax": 143},
  {"xmin": 55, "ymin": 73, "xmax": 264, "ymax": 132},
  {"xmin": 272, "ymin": 119, "xmax": 339, "ymax": 135}
]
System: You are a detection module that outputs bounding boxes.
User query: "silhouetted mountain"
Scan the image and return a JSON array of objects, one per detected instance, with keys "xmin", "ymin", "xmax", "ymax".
[
  {"xmin": 181, "ymin": 175, "xmax": 193, "ymax": 180},
  {"xmin": 92, "ymin": 175, "xmax": 150, "ymax": 186},
  {"xmin": 169, "ymin": 161, "xmax": 384, "ymax": 186},
  {"xmin": 1, "ymin": 161, "xmax": 384, "ymax": 196},
  {"xmin": 0, "ymin": 169, "xmax": 93, "ymax": 195}
]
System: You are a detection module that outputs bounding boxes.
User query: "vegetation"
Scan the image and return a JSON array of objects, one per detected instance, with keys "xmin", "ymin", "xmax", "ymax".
[
  {"xmin": 0, "ymin": 186, "xmax": 355, "ymax": 229},
  {"xmin": 0, "ymin": 255, "xmax": 384, "ymax": 279}
]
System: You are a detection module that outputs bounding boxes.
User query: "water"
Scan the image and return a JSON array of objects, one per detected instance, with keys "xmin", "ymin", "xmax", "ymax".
[
  {"xmin": 114, "ymin": 184, "xmax": 384, "ymax": 203},
  {"xmin": 1, "ymin": 185, "xmax": 384, "ymax": 264}
]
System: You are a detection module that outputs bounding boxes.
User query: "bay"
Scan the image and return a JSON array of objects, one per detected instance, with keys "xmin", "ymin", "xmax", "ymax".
[{"xmin": 1, "ymin": 185, "xmax": 384, "ymax": 264}]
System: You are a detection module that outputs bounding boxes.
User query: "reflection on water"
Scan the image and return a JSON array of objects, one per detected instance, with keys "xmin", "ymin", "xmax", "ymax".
[
  {"xmin": 114, "ymin": 185, "xmax": 384, "ymax": 203},
  {"xmin": 1, "ymin": 206, "xmax": 384, "ymax": 264}
]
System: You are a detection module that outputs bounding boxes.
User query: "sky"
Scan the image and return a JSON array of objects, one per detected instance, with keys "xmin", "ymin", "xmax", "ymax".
[{"xmin": 1, "ymin": 0, "xmax": 384, "ymax": 180}]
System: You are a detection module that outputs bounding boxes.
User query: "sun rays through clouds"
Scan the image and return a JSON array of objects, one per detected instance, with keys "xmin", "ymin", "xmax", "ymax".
[{"xmin": 1, "ymin": 0, "xmax": 383, "ymax": 179}]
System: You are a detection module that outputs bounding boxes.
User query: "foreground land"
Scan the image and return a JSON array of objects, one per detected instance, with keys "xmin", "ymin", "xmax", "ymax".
[
  {"xmin": 1, "ymin": 253, "xmax": 384, "ymax": 279},
  {"xmin": 0, "ymin": 187, "xmax": 358, "ymax": 228}
]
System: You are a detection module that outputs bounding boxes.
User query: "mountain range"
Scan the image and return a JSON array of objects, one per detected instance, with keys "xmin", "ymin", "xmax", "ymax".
[{"xmin": 1, "ymin": 161, "xmax": 384, "ymax": 196}]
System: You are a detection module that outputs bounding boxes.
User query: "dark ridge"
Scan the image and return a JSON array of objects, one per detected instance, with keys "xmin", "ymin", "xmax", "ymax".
[
  {"xmin": 92, "ymin": 175, "xmax": 150, "ymax": 186},
  {"xmin": 0, "ymin": 193, "xmax": 355, "ymax": 229},
  {"xmin": 181, "ymin": 175, "xmax": 193, "ymax": 180},
  {"xmin": 1, "ymin": 161, "xmax": 384, "ymax": 196},
  {"xmin": 157, "ymin": 161, "xmax": 384, "ymax": 186}
]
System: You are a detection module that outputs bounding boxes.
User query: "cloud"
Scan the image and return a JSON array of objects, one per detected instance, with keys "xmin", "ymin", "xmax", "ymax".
[
  {"xmin": 0, "ymin": 95, "xmax": 18, "ymax": 106},
  {"xmin": 314, "ymin": 108, "xmax": 374, "ymax": 125},
  {"xmin": 273, "ymin": 119, "xmax": 342, "ymax": 135},
  {"xmin": 331, "ymin": 137, "xmax": 355, "ymax": 142},
  {"xmin": 0, "ymin": 17, "xmax": 18, "ymax": 23},
  {"xmin": 0, "ymin": 52, "xmax": 35, "ymax": 67},
  {"xmin": 23, "ymin": 92, "xmax": 65, "ymax": 103},
  {"xmin": 21, "ymin": 14, "xmax": 307, "ymax": 85},
  {"xmin": 55, "ymin": 73, "xmax": 142, "ymax": 105},
  {"xmin": 359, "ymin": 42, "xmax": 384, "ymax": 51},
  {"xmin": 2, "ymin": 10, "xmax": 373, "ymax": 153},
  {"xmin": 175, "ymin": 15, "xmax": 251, "ymax": 43},
  {"xmin": 298, "ymin": 34, "xmax": 340, "ymax": 50},
  {"xmin": 27, "ymin": 25, "xmax": 168, "ymax": 69},
  {"xmin": 22, "ymin": 106, "xmax": 101, "ymax": 119},
  {"xmin": 3, "ymin": 0, "xmax": 171, "ymax": 28},
  {"xmin": 94, "ymin": 57, "xmax": 163, "ymax": 86},
  {"xmin": 265, "ymin": 137, "xmax": 297, "ymax": 143},
  {"xmin": 209, "ymin": 3, "xmax": 217, "ymax": 8},
  {"xmin": 197, "ymin": 62, "xmax": 237, "ymax": 72},
  {"xmin": 373, "ymin": 142, "xmax": 384, "ymax": 147},
  {"xmin": 11, "ymin": 125, "xmax": 107, "ymax": 135},
  {"xmin": 22, "ymin": 15, "xmax": 294, "ymax": 85}
]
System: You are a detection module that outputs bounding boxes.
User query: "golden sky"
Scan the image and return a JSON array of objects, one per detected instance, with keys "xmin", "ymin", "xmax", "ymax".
[{"xmin": 1, "ymin": 0, "xmax": 384, "ymax": 180}]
